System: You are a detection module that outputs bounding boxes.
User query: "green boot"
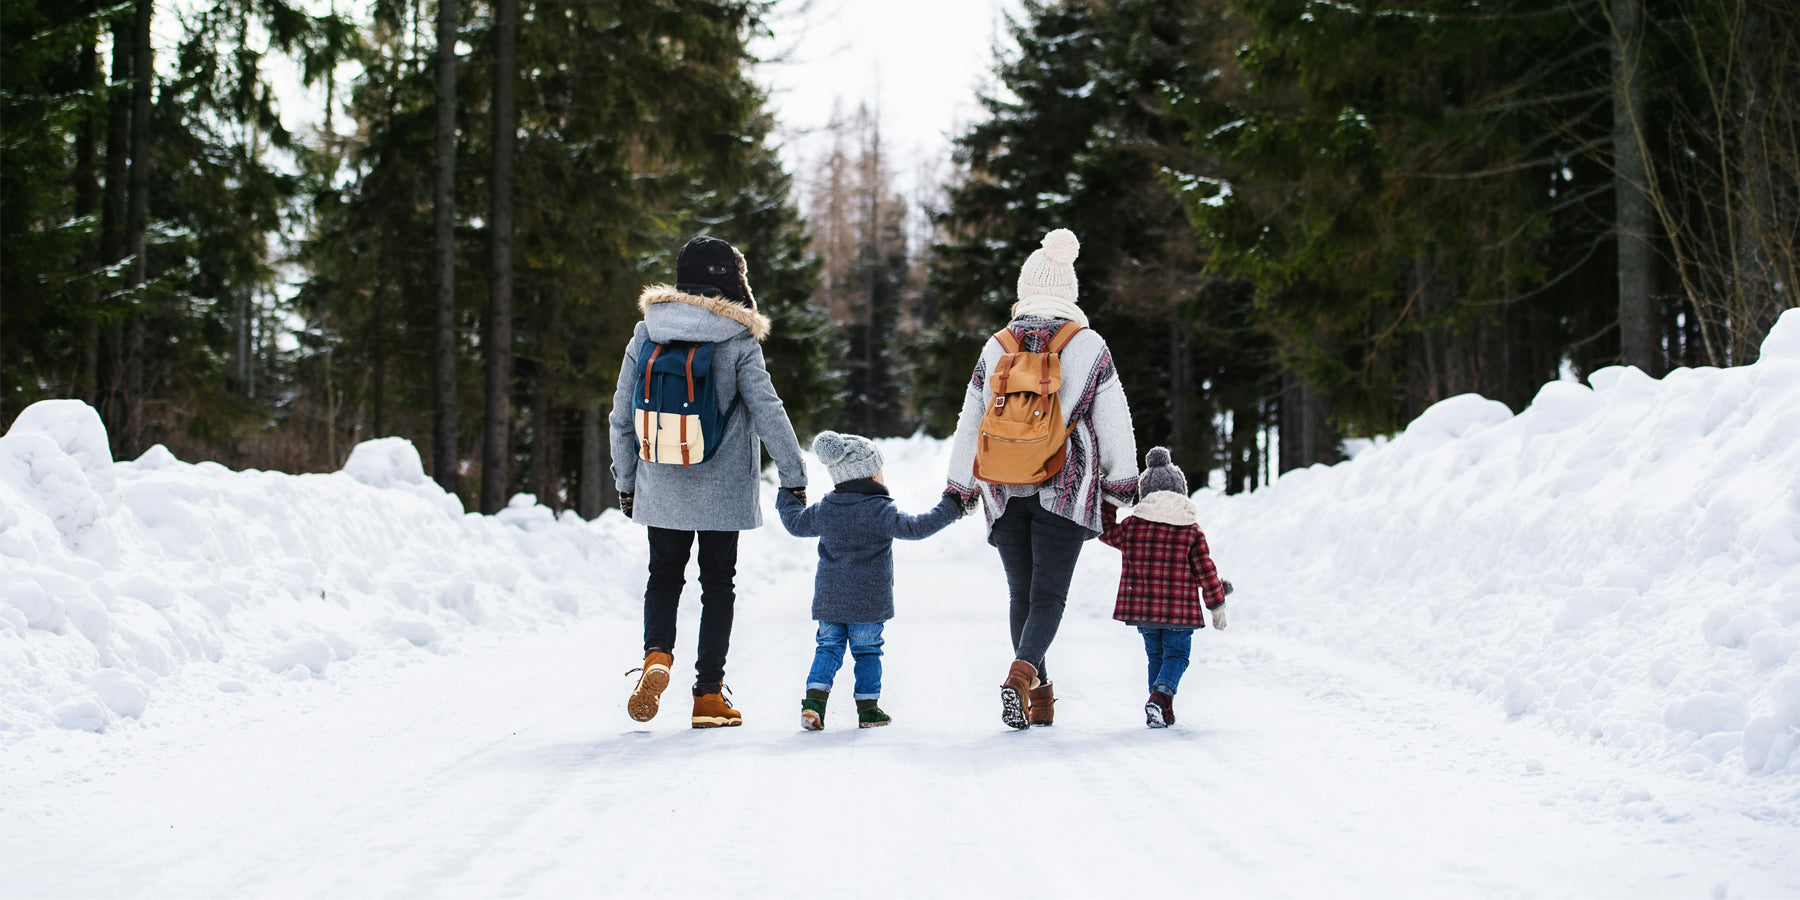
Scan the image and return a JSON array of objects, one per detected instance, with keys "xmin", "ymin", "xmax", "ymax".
[
  {"xmin": 856, "ymin": 698, "xmax": 890, "ymax": 728},
  {"xmin": 801, "ymin": 689, "xmax": 828, "ymax": 731}
]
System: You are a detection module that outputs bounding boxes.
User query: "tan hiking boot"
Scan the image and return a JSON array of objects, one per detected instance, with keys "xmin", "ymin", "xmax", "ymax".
[
  {"xmin": 626, "ymin": 650, "xmax": 674, "ymax": 722},
  {"xmin": 692, "ymin": 683, "xmax": 742, "ymax": 728},
  {"xmin": 1027, "ymin": 681, "xmax": 1056, "ymax": 726},
  {"xmin": 1000, "ymin": 660, "xmax": 1039, "ymax": 730}
]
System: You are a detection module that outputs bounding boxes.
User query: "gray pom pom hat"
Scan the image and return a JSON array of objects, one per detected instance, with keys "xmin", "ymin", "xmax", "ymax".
[
  {"xmin": 813, "ymin": 431, "xmax": 883, "ymax": 484},
  {"xmin": 1137, "ymin": 446, "xmax": 1188, "ymax": 497}
]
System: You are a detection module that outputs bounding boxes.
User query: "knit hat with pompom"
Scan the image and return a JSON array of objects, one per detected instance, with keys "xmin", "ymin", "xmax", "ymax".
[
  {"xmin": 1016, "ymin": 228, "xmax": 1081, "ymax": 305},
  {"xmin": 813, "ymin": 430, "xmax": 883, "ymax": 484},
  {"xmin": 1137, "ymin": 446, "xmax": 1188, "ymax": 498}
]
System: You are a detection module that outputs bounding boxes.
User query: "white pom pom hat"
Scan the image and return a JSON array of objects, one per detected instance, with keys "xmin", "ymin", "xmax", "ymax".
[{"xmin": 1016, "ymin": 228, "xmax": 1081, "ymax": 306}]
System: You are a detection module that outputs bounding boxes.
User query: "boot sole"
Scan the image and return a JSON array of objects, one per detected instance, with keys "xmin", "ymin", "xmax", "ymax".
[
  {"xmin": 1145, "ymin": 701, "xmax": 1168, "ymax": 729},
  {"xmin": 1000, "ymin": 685, "xmax": 1030, "ymax": 730},
  {"xmin": 691, "ymin": 716, "xmax": 742, "ymax": 728},
  {"xmin": 857, "ymin": 720, "xmax": 889, "ymax": 728},
  {"xmin": 801, "ymin": 710, "xmax": 824, "ymax": 731},
  {"xmin": 627, "ymin": 665, "xmax": 670, "ymax": 722}
]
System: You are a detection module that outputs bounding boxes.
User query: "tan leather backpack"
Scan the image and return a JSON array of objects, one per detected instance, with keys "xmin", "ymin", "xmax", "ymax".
[{"xmin": 972, "ymin": 321, "xmax": 1084, "ymax": 485}]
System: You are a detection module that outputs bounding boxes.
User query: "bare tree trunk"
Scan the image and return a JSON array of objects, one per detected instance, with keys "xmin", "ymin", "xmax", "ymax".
[
  {"xmin": 864, "ymin": 111, "xmax": 881, "ymax": 437},
  {"xmin": 1169, "ymin": 305, "xmax": 1191, "ymax": 464},
  {"xmin": 579, "ymin": 400, "xmax": 606, "ymax": 519},
  {"xmin": 123, "ymin": 0, "xmax": 153, "ymax": 457},
  {"xmin": 431, "ymin": 0, "xmax": 461, "ymax": 500},
  {"xmin": 1611, "ymin": 0, "xmax": 1658, "ymax": 372},
  {"xmin": 100, "ymin": 7, "xmax": 131, "ymax": 441},
  {"xmin": 530, "ymin": 377, "xmax": 551, "ymax": 509},
  {"xmin": 372, "ymin": 250, "xmax": 388, "ymax": 437},
  {"xmin": 76, "ymin": 5, "xmax": 101, "ymax": 407},
  {"xmin": 1735, "ymin": 0, "xmax": 1777, "ymax": 361},
  {"xmin": 1278, "ymin": 368, "xmax": 1339, "ymax": 473},
  {"xmin": 233, "ymin": 289, "xmax": 250, "ymax": 393},
  {"xmin": 480, "ymin": 0, "xmax": 517, "ymax": 514}
]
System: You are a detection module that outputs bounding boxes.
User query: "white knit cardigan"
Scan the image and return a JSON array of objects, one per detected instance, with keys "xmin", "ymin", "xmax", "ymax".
[{"xmin": 945, "ymin": 315, "xmax": 1139, "ymax": 535}]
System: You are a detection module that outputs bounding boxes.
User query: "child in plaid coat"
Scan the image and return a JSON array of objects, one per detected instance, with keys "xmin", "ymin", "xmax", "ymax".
[{"xmin": 1099, "ymin": 446, "xmax": 1230, "ymax": 728}]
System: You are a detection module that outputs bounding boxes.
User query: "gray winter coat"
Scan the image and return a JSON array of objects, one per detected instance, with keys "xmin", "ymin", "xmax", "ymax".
[
  {"xmin": 609, "ymin": 286, "xmax": 807, "ymax": 531},
  {"xmin": 776, "ymin": 480, "xmax": 961, "ymax": 623}
]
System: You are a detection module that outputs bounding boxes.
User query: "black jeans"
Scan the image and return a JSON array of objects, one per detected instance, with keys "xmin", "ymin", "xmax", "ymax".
[
  {"xmin": 643, "ymin": 527, "xmax": 740, "ymax": 685},
  {"xmin": 989, "ymin": 494, "xmax": 1088, "ymax": 682}
]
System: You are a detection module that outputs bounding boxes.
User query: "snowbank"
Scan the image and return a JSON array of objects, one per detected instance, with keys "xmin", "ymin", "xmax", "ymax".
[
  {"xmin": 0, "ymin": 403, "xmax": 635, "ymax": 738},
  {"xmin": 7, "ymin": 308, "xmax": 1800, "ymax": 796},
  {"xmin": 1201, "ymin": 308, "xmax": 1800, "ymax": 783}
]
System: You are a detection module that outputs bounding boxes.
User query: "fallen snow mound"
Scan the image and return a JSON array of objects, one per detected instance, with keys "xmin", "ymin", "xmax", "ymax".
[
  {"xmin": 1201, "ymin": 308, "xmax": 1800, "ymax": 783},
  {"xmin": 0, "ymin": 404, "xmax": 633, "ymax": 738}
]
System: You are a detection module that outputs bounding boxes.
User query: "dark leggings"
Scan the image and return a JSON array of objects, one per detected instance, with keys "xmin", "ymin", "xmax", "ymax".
[
  {"xmin": 643, "ymin": 527, "xmax": 739, "ymax": 685},
  {"xmin": 989, "ymin": 494, "xmax": 1089, "ymax": 682}
]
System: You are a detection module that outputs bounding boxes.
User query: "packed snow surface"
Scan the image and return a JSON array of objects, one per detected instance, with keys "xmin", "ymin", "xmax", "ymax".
[{"xmin": 2, "ymin": 309, "xmax": 1799, "ymax": 896}]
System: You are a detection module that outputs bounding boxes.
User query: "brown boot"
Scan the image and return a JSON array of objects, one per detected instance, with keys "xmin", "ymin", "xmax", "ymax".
[
  {"xmin": 1027, "ymin": 682, "xmax": 1056, "ymax": 726},
  {"xmin": 626, "ymin": 649, "xmax": 674, "ymax": 722},
  {"xmin": 691, "ymin": 683, "xmax": 742, "ymax": 728},
  {"xmin": 1000, "ymin": 660, "xmax": 1039, "ymax": 730}
]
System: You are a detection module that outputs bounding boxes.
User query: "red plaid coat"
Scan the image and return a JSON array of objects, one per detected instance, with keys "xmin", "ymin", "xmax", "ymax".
[{"xmin": 1099, "ymin": 501, "xmax": 1227, "ymax": 628}]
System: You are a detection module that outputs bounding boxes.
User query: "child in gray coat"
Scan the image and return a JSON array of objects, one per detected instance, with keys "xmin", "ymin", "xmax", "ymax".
[{"xmin": 776, "ymin": 431, "xmax": 962, "ymax": 729}]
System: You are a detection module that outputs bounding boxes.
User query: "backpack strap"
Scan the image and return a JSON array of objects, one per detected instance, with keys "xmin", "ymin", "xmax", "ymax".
[
  {"xmin": 642, "ymin": 342, "xmax": 664, "ymax": 402},
  {"xmin": 991, "ymin": 328, "xmax": 1018, "ymax": 408},
  {"xmin": 1047, "ymin": 321, "xmax": 1084, "ymax": 353},
  {"xmin": 683, "ymin": 346, "xmax": 698, "ymax": 403}
]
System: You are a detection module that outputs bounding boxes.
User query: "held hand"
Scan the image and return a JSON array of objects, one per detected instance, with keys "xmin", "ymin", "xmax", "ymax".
[
  {"xmin": 1222, "ymin": 580, "xmax": 1235, "ymax": 597},
  {"xmin": 619, "ymin": 491, "xmax": 634, "ymax": 518},
  {"xmin": 784, "ymin": 486, "xmax": 807, "ymax": 505},
  {"xmin": 1209, "ymin": 604, "xmax": 1227, "ymax": 630},
  {"xmin": 947, "ymin": 491, "xmax": 979, "ymax": 516}
]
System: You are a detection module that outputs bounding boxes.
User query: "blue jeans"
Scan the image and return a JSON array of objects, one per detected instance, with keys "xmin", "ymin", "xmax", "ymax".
[
  {"xmin": 1140, "ymin": 627, "xmax": 1194, "ymax": 694},
  {"xmin": 807, "ymin": 622, "xmax": 885, "ymax": 700}
]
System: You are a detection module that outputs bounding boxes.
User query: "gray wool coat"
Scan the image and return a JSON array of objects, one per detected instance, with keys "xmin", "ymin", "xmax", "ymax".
[
  {"xmin": 609, "ymin": 286, "xmax": 807, "ymax": 531},
  {"xmin": 776, "ymin": 480, "xmax": 961, "ymax": 623}
]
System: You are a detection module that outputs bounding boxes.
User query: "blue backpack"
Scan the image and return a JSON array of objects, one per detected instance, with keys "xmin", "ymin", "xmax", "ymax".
[{"xmin": 631, "ymin": 337, "xmax": 740, "ymax": 466}]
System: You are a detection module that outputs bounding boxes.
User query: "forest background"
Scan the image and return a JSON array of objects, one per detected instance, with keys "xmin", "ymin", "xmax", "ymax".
[{"xmin": 3, "ymin": 0, "xmax": 1796, "ymax": 516}]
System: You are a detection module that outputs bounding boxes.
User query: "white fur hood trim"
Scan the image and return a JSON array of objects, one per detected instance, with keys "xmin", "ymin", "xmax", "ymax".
[
  {"xmin": 639, "ymin": 285, "xmax": 772, "ymax": 342},
  {"xmin": 1131, "ymin": 491, "xmax": 1196, "ymax": 526}
]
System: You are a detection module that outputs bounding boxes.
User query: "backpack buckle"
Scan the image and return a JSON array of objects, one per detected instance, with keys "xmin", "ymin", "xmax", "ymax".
[{"xmin": 994, "ymin": 396, "xmax": 1007, "ymax": 410}]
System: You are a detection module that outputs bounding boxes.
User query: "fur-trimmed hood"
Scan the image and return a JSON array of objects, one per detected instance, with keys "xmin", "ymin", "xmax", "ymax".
[
  {"xmin": 1131, "ymin": 490, "xmax": 1196, "ymax": 526},
  {"xmin": 638, "ymin": 285, "xmax": 772, "ymax": 342}
]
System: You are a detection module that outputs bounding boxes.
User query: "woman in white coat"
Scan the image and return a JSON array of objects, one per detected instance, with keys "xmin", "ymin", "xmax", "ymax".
[{"xmin": 944, "ymin": 229, "xmax": 1139, "ymax": 729}]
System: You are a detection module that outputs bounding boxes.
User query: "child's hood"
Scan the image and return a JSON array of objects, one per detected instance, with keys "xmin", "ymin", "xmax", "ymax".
[{"xmin": 1132, "ymin": 490, "xmax": 1196, "ymax": 526}]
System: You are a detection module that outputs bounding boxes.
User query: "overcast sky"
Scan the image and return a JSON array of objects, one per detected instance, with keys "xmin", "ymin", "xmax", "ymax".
[
  {"xmin": 243, "ymin": 0, "xmax": 1025, "ymax": 221},
  {"xmin": 750, "ymin": 0, "xmax": 1024, "ymax": 210}
]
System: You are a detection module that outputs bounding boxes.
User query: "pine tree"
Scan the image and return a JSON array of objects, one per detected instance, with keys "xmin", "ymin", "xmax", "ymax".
[{"xmin": 925, "ymin": 0, "xmax": 1277, "ymax": 481}]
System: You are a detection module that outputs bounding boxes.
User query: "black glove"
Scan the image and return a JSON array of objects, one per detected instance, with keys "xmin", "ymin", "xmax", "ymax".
[
  {"xmin": 946, "ymin": 491, "xmax": 978, "ymax": 516},
  {"xmin": 1222, "ymin": 580, "xmax": 1235, "ymax": 597},
  {"xmin": 618, "ymin": 491, "xmax": 634, "ymax": 518},
  {"xmin": 784, "ymin": 486, "xmax": 807, "ymax": 505}
]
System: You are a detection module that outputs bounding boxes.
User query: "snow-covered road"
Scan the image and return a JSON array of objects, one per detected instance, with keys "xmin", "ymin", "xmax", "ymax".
[
  {"xmin": 9, "ymin": 315, "xmax": 1800, "ymax": 897},
  {"xmin": 5, "ymin": 512, "xmax": 1795, "ymax": 898}
]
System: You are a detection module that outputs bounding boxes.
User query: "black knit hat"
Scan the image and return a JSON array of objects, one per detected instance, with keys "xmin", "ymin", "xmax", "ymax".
[{"xmin": 675, "ymin": 235, "xmax": 754, "ymax": 307}]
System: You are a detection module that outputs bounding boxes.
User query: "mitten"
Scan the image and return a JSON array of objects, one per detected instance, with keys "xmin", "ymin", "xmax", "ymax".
[
  {"xmin": 618, "ymin": 491, "xmax": 634, "ymax": 518},
  {"xmin": 1222, "ymin": 580, "xmax": 1234, "ymax": 597},
  {"xmin": 942, "ymin": 491, "xmax": 972, "ymax": 516},
  {"xmin": 784, "ymin": 486, "xmax": 807, "ymax": 505},
  {"xmin": 1209, "ymin": 604, "xmax": 1227, "ymax": 630}
]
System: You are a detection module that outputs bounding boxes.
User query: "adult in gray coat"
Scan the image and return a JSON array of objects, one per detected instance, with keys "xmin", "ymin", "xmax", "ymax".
[{"xmin": 611, "ymin": 235, "xmax": 808, "ymax": 728}]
